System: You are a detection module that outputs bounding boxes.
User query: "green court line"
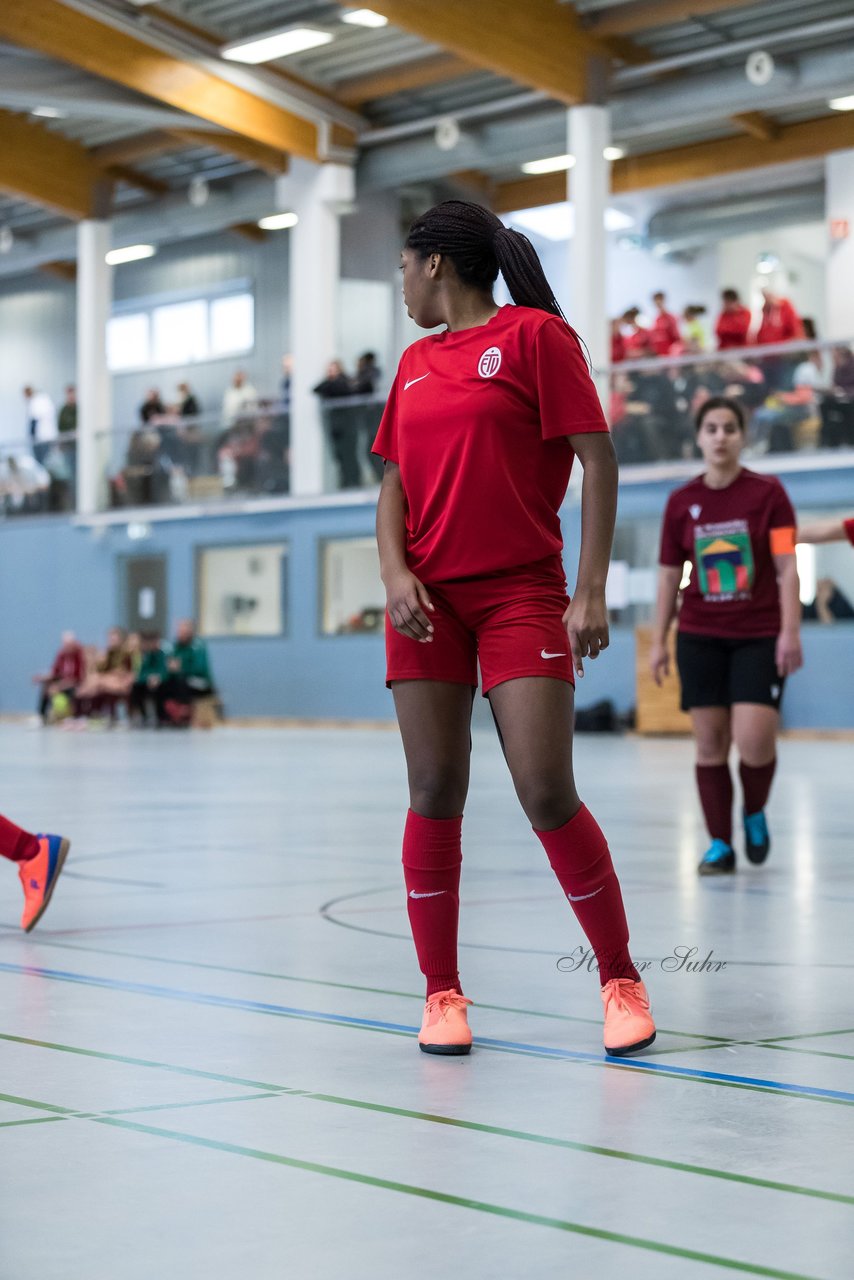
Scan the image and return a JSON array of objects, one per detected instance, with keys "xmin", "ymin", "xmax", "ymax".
[
  {"xmin": 88, "ymin": 1116, "xmax": 825, "ymax": 1280},
  {"xmin": 102, "ymin": 1091, "xmax": 284, "ymax": 1118},
  {"xmin": 19, "ymin": 936, "xmax": 735, "ymax": 1044},
  {"xmin": 651, "ymin": 1039, "xmax": 854, "ymax": 1063},
  {"xmin": 0, "ymin": 1115, "xmax": 69, "ymax": 1130},
  {"xmin": 0, "ymin": 1090, "xmax": 78, "ymax": 1115},
  {"xmin": 756, "ymin": 1028, "xmax": 854, "ymax": 1044},
  {"xmin": 2, "ymin": 1034, "xmax": 851, "ymax": 1208}
]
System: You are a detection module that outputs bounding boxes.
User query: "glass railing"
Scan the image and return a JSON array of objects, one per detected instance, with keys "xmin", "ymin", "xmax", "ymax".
[
  {"xmin": 0, "ymin": 434, "xmax": 77, "ymax": 517},
  {"xmin": 96, "ymin": 395, "xmax": 387, "ymax": 510},
  {"xmin": 606, "ymin": 337, "xmax": 854, "ymax": 466}
]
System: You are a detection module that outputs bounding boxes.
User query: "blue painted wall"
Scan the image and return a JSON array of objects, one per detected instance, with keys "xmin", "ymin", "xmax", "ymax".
[{"xmin": 1, "ymin": 461, "xmax": 852, "ymax": 726}]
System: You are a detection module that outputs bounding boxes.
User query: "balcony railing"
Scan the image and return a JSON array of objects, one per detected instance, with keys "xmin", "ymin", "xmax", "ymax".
[{"xmin": 605, "ymin": 337, "xmax": 854, "ymax": 466}]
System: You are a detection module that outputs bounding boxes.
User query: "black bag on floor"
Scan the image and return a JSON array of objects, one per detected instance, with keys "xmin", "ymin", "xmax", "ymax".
[{"xmin": 574, "ymin": 699, "xmax": 619, "ymax": 733}]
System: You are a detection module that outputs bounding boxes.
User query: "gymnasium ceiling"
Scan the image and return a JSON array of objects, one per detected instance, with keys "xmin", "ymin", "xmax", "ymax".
[{"xmin": 1, "ymin": 0, "xmax": 853, "ymax": 272}]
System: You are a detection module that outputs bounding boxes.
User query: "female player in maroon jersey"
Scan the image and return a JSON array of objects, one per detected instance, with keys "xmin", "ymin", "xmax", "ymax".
[
  {"xmin": 650, "ymin": 397, "xmax": 802, "ymax": 875},
  {"xmin": 373, "ymin": 201, "xmax": 655, "ymax": 1058}
]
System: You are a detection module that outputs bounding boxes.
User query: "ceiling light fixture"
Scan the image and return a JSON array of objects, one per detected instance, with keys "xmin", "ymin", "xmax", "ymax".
[
  {"xmin": 828, "ymin": 94, "xmax": 854, "ymax": 112},
  {"xmin": 31, "ymin": 105, "xmax": 66, "ymax": 119},
  {"xmin": 603, "ymin": 145, "xmax": 625, "ymax": 161},
  {"xmin": 105, "ymin": 244, "xmax": 156, "ymax": 266},
  {"xmin": 257, "ymin": 212, "xmax": 299, "ymax": 230},
  {"xmin": 521, "ymin": 154, "xmax": 576, "ymax": 175},
  {"xmin": 221, "ymin": 27, "xmax": 333, "ymax": 64},
  {"xmin": 341, "ymin": 9, "xmax": 388, "ymax": 27}
]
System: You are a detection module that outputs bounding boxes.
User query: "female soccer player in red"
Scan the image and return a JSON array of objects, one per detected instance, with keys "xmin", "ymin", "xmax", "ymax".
[
  {"xmin": 373, "ymin": 201, "xmax": 655, "ymax": 1059},
  {"xmin": 650, "ymin": 398, "xmax": 802, "ymax": 875},
  {"xmin": 796, "ymin": 516, "xmax": 854, "ymax": 546},
  {"xmin": 0, "ymin": 814, "xmax": 69, "ymax": 931}
]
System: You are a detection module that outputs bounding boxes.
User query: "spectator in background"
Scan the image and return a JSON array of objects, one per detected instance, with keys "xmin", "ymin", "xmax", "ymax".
[
  {"xmin": 610, "ymin": 318, "xmax": 626, "ymax": 364},
  {"xmin": 682, "ymin": 305, "xmax": 708, "ymax": 351},
  {"xmin": 23, "ymin": 386, "xmax": 58, "ymax": 463},
  {"xmin": 58, "ymin": 385, "xmax": 77, "ymax": 435},
  {"xmin": 832, "ymin": 346, "xmax": 854, "ymax": 398},
  {"xmin": 280, "ymin": 353, "xmax": 293, "ymax": 411},
  {"xmin": 33, "ymin": 631, "xmax": 85, "ymax": 723},
  {"xmin": 157, "ymin": 620, "xmax": 216, "ymax": 725},
  {"xmin": 621, "ymin": 307, "xmax": 653, "ymax": 357},
  {"xmin": 353, "ymin": 352, "xmax": 385, "ymax": 483},
  {"xmin": 177, "ymin": 382, "xmax": 201, "ymax": 418},
  {"xmin": 715, "ymin": 288, "xmax": 752, "ymax": 351},
  {"xmin": 650, "ymin": 292, "xmax": 681, "ymax": 356},
  {"xmin": 314, "ymin": 360, "xmax": 361, "ymax": 489},
  {"xmin": 756, "ymin": 288, "xmax": 803, "ymax": 346},
  {"xmin": 140, "ymin": 388, "xmax": 165, "ymax": 424},
  {"xmin": 222, "ymin": 370, "xmax": 258, "ymax": 425},
  {"xmin": 130, "ymin": 631, "xmax": 170, "ymax": 726}
]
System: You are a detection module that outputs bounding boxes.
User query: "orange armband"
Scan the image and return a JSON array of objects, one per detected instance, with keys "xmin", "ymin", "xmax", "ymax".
[{"xmin": 770, "ymin": 526, "xmax": 796, "ymax": 556}]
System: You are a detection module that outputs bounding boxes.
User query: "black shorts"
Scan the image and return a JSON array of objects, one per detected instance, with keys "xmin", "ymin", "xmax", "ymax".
[{"xmin": 676, "ymin": 632, "xmax": 785, "ymax": 712}]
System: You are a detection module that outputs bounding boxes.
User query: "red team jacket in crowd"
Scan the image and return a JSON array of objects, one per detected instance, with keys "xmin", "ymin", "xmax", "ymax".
[
  {"xmin": 756, "ymin": 298, "xmax": 803, "ymax": 346},
  {"xmin": 715, "ymin": 305, "xmax": 752, "ymax": 350},
  {"xmin": 650, "ymin": 310, "xmax": 682, "ymax": 356}
]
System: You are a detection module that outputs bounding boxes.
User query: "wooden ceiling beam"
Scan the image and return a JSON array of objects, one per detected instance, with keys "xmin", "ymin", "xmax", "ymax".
[
  {"xmin": 730, "ymin": 111, "xmax": 780, "ymax": 143},
  {"xmin": 0, "ymin": 0, "xmax": 320, "ymax": 159},
  {"xmin": 167, "ymin": 128, "xmax": 290, "ymax": 176},
  {"xmin": 106, "ymin": 166, "xmax": 170, "ymax": 196},
  {"xmin": 0, "ymin": 109, "xmax": 98, "ymax": 220},
  {"xmin": 229, "ymin": 222, "xmax": 268, "ymax": 243},
  {"xmin": 337, "ymin": 54, "xmax": 478, "ymax": 106},
  {"xmin": 587, "ymin": 0, "xmax": 758, "ymax": 39},
  {"xmin": 346, "ymin": 0, "xmax": 611, "ymax": 105},
  {"xmin": 494, "ymin": 112, "xmax": 854, "ymax": 211},
  {"xmin": 39, "ymin": 259, "xmax": 78, "ymax": 282}
]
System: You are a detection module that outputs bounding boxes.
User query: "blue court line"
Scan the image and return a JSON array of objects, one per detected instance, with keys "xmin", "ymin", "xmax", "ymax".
[{"xmin": 3, "ymin": 960, "xmax": 854, "ymax": 1105}]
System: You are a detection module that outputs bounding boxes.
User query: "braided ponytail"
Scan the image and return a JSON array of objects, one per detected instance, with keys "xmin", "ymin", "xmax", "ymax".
[{"xmin": 405, "ymin": 200, "xmax": 586, "ymax": 358}]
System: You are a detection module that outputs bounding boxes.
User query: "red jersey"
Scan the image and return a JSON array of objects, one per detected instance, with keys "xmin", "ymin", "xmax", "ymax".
[
  {"xmin": 659, "ymin": 469, "xmax": 796, "ymax": 638},
  {"xmin": 715, "ymin": 305, "xmax": 751, "ymax": 350},
  {"xmin": 51, "ymin": 647, "xmax": 85, "ymax": 683},
  {"xmin": 845, "ymin": 517, "xmax": 854, "ymax": 546},
  {"xmin": 373, "ymin": 306, "xmax": 608, "ymax": 582},
  {"xmin": 624, "ymin": 326, "xmax": 652, "ymax": 357},
  {"xmin": 756, "ymin": 298, "xmax": 803, "ymax": 345},
  {"xmin": 650, "ymin": 311, "xmax": 681, "ymax": 356}
]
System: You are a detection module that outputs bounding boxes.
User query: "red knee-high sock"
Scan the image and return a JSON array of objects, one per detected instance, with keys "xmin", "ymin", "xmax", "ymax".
[
  {"xmin": 534, "ymin": 804, "xmax": 639, "ymax": 985},
  {"xmin": 402, "ymin": 809, "xmax": 463, "ymax": 997},
  {"xmin": 739, "ymin": 758, "xmax": 776, "ymax": 815},
  {"xmin": 695, "ymin": 764, "xmax": 734, "ymax": 843},
  {"xmin": 0, "ymin": 814, "xmax": 39, "ymax": 863}
]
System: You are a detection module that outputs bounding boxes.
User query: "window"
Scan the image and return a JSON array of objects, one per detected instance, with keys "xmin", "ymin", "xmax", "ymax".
[
  {"xmin": 151, "ymin": 300, "xmax": 209, "ymax": 366},
  {"xmin": 198, "ymin": 544, "xmax": 287, "ymax": 637},
  {"xmin": 109, "ymin": 289, "xmax": 255, "ymax": 371},
  {"xmin": 210, "ymin": 293, "xmax": 254, "ymax": 357},
  {"xmin": 320, "ymin": 537, "xmax": 384, "ymax": 635},
  {"xmin": 107, "ymin": 313, "xmax": 150, "ymax": 371}
]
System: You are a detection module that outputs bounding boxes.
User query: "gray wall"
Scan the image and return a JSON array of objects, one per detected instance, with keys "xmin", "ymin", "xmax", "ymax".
[{"xmin": 0, "ymin": 276, "xmax": 76, "ymax": 443}]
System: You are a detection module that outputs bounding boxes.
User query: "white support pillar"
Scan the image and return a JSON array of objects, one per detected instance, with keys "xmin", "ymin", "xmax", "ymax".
[
  {"xmin": 568, "ymin": 105, "xmax": 610, "ymax": 386},
  {"xmin": 276, "ymin": 159, "xmax": 355, "ymax": 496},
  {"xmin": 76, "ymin": 220, "xmax": 112, "ymax": 515},
  {"xmin": 826, "ymin": 149, "xmax": 854, "ymax": 341}
]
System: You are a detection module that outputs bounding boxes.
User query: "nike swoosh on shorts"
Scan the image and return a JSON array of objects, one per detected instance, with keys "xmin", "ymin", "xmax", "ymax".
[{"xmin": 541, "ymin": 649, "xmax": 568, "ymax": 659}]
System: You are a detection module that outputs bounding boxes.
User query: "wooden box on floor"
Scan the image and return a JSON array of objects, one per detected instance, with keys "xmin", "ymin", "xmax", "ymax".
[
  {"xmin": 635, "ymin": 625, "xmax": 692, "ymax": 735},
  {"xmin": 191, "ymin": 696, "xmax": 218, "ymax": 730}
]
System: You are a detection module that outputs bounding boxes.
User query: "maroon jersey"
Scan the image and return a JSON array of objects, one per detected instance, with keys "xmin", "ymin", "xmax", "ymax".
[
  {"xmin": 373, "ymin": 306, "xmax": 608, "ymax": 583},
  {"xmin": 846, "ymin": 517, "xmax": 854, "ymax": 546},
  {"xmin": 660, "ymin": 469, "xmax": 796, "ymax": 638}
]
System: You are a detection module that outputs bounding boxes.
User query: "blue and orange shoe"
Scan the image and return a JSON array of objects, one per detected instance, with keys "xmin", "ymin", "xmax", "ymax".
[
  {"xmin": 743, "ymin": 810, "xmax": 771, "ymax": 865},
  {"xmin": 18, "ymin": 834, "xmax": 70, "ymax": 932}
]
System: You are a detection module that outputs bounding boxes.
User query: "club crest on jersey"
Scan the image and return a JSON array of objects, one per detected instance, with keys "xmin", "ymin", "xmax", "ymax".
[
  {"xmin": 478, "ymin": 346, "xmax": 502, "ymax": 378},
  {"xmin": 689, "ymin": 504, "xmax": 702, "ymax": 520}
]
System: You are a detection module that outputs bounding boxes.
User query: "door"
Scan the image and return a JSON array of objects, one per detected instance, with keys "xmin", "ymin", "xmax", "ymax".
[{"xmin": 123, "ymin": 555, "xmax": 168, "ymax": 635}]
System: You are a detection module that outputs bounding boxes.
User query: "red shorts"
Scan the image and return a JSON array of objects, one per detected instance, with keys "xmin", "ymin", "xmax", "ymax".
[{"xmin": 386, "ymin": 555, "xmax": 575, "ymax": 696}]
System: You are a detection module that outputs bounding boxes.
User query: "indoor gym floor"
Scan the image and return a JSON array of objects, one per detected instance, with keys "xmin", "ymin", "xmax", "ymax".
[{"xmin": 0, "ymin": 721, "xmax": 851, "ymax": 1280}]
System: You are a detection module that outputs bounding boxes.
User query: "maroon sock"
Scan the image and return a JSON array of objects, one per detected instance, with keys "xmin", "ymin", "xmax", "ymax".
[
  {"xmin": 402, "ymin": 809, "xmax": 463, "ymax": 998},
  {"xmin": 0, "ymin": 814, "xmax": 39, "ymax": 863},
  {"xmin": 534, "ymin": 804, "xmax": 639, "ymax": 985},
  {"xmin": 695, "ymin": 764, "xmax": 734, "ymax": 844},
  {"xmin": 739, "ymin": 758, "xmax": 776, "ymax": 815}
]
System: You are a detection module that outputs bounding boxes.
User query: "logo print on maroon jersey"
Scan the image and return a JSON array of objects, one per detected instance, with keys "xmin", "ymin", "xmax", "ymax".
[{"xmin": 478, "ymin": 346, "xmax": 502, "ymax": 378}]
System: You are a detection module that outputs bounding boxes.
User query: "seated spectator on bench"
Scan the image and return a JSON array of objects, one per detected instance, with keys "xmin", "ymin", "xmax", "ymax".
[
  {"xmin": 76, "ymin": 627, "xmax": 136, "ymax": 722},
  {"xmin": 33, "ymin": 631, "xmax": 85, "ymax": 723},
  {"xmin": 156, "ymin": 620, "xmax": 216, "ymax": 725},
  {"xmin": 130, "ymin": 631, "xmax": 171, "ymax": 726}
]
